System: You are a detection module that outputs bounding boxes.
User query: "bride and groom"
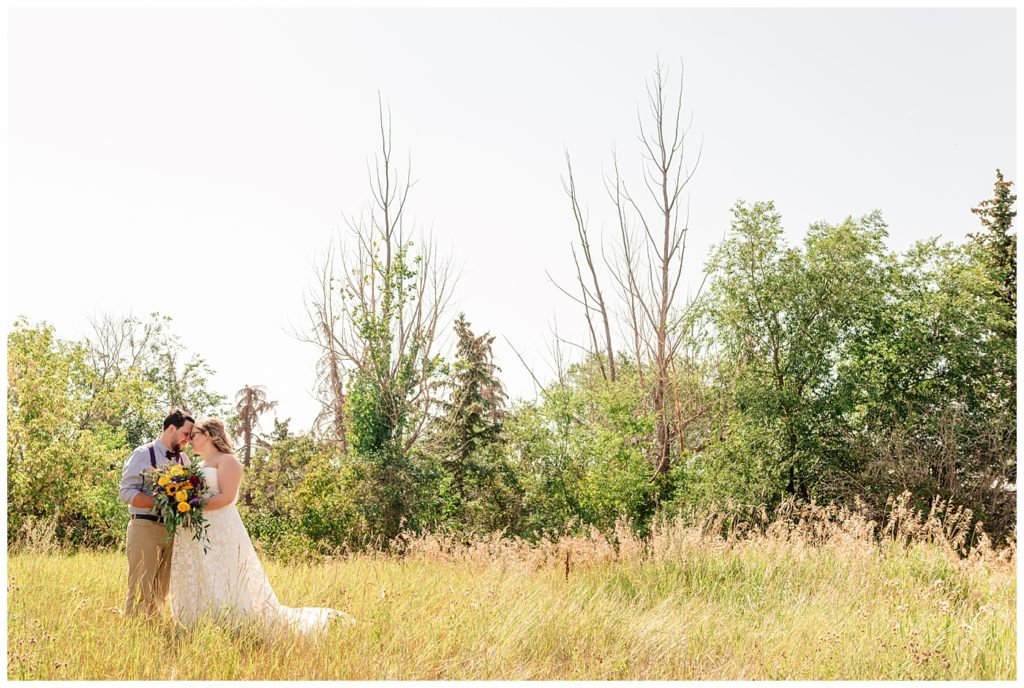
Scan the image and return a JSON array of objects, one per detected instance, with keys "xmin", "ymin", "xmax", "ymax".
[{"xmin": 118, "ymin": 409, "xmax": 354, "ymax": 634}]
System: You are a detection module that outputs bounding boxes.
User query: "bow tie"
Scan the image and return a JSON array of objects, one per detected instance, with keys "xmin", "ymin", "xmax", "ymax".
[{"xmin": 165, "ymin": 450, "xmax": 182, "ymax": 463}]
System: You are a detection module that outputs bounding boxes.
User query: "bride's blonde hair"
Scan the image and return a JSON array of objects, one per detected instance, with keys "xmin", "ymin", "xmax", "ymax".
[{"xmin": 195, "ymin": 418, "xmax": 234, "ymax": 454}]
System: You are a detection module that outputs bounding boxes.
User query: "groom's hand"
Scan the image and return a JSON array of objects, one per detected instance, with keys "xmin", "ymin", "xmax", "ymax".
[{"xmin": 130, "ymin": 493, "xmax": 156, "ymax": 509}]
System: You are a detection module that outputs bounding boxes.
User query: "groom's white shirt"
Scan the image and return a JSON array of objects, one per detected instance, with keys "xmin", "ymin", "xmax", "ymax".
[{"xmin": 119, "ymin": 439, "xmax": 187, "ymax": 516}]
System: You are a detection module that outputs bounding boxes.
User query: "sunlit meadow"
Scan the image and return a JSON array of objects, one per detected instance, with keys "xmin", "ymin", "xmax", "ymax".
[{"xmin": 7, "ymin": 496, "xmax": 1015, "ymax": 680}]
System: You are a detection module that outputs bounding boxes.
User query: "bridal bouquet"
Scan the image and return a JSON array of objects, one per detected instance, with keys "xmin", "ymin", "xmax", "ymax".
[{"xmin": 143, "ymin": 461, "xmax": 211, "ymax": 550}]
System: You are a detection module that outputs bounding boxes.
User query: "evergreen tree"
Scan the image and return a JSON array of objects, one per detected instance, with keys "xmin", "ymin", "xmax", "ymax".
[
  {"xmin": 970, "ymin": 169, "xmax": 1017, "ymax": 316},
  {"xmin": 435, "ymin": 313, "xmax": 508, "ymax": 500}
]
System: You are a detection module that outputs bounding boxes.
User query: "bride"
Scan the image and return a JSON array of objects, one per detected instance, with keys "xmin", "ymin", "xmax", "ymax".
[{"xmin": 168, "ymin": 418, "xmax": 354, "ymax": 634}]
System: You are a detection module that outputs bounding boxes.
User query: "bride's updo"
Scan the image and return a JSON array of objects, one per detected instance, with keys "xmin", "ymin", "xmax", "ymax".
[{"xmin": 196, "ymin": 418, "xmax": 234, "ymax": 454}]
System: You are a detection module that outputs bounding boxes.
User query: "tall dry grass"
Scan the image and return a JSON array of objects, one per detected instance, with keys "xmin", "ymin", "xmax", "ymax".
[{"xmin": 7, "ymin": 493, "xmax": 1016, "ymax": 679}]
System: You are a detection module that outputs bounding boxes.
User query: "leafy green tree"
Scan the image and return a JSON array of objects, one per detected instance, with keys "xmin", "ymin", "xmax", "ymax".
[
  {"xmin": 8, "ymin": 319, "xmax": 128, "ymax": 545},
  {"xmin": 84, "ymin": 312, "xmax": 228, "ymax": 442},
  {"xmin": 498, "ymin": 355, "xmax": 660, "ymax": 538},
  {"xmin": 501, "ymin": 392, "xmax": 585, "ymax": 538},
  {"xmin": 240, "ymin": 423, "xmax": 359, "ymax": 555},
  {"xmin": 699, "ymin": 194, "xmax": 1015, "ymax": 540},
  {"xmin": 82, "ymin": 314, "xmax": 163, "ymax": 448},
  {"xmin": 572, "ymin": 360, "xmax": 657, "ymax": 534},
  {"xmin": 302, "ymin": 100, "xmax": 455, "ymax": 546},
  {"xmin": 704, "ymin": 202, "xmax": 890, "ymax": 503},
  {"xmin": 838, "ymin": 237, "xmax": 1016, "ymax": 535},
  {"xmin": 142, "ymin": 318, "xmax": 228, "ymax": 422},
  {"xmin": 337, "ymin": 239, "xmax": 448, "ymax": 542}
]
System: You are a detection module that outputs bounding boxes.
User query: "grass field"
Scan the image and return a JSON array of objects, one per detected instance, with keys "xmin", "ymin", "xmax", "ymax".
[{"xmin": 6, "ymin": 505, "xmax": 1017, "ymax": 680}]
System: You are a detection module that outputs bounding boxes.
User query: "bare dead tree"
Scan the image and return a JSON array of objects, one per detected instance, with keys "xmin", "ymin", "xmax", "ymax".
[
  {"xmin": 302, "ymin": 239, "xmax": 350, "ymax": 450},
  {"xmin": 503, "ymin": 335, "xmax": 545, "ymax": 398},
  {"xmin": 604, "ymin": 147, "xmax": 654, "ymax": 390},
  {"xmin": 630, "ymin": 60, "xmax": 705, "ymax": 477},
  {"xmin": 548, "ymin": 152, "xmax": 617, "ymax": 382},
  {"xmin": 556, "ymin": 60, "xmax": 707, "ymax": 479}
]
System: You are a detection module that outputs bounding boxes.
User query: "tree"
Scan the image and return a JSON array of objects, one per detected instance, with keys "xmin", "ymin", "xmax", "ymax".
[
  {"xmin": 8, "ymin": 319, "xmax": 133, "ymax": 545},
  {"xmin": 84, "ymin": 312, "xmax": 228, "ymax": 428},
  {"xmin": 239, "ymin": 420, "xmax": 362, "ymax": 553},
  {"xmin": 432, "ymin": 313, "xmax": 508, "ymax": 502},
  {"xmin": 706, "ymin": 202, "xmax": 890, "ymax": 502},
  {"xmin": 82, "ymin": 313, "xmax": 162, "ymax": 445},
  {"xmin": 304, "ymin": 239, "xmax": 350, "ymax": 451},
  {"xmin": 301, "ymin": 96, "xmax": 458, "ymax": 543},
  {"xmin": 830, "ymin": 234, "xmax": 1017, "ymax": 538},
  {"xmin": 551, "ymin": 153, "xmax": 617, "ymax": 383},
  {"xmin": 231, "ymin": 384, "xmax": 278, "ymax": 468},
  {"xmin": 554, "ymin": 60, "xmax": 706, "ymax": 482},
  {"xmin": 967, "ymin": 169, "xmax": 1016, "ymax": 454},
  {"xmin": 970, "ymin": 169, "xmax": 1017, "ymax": 315}
]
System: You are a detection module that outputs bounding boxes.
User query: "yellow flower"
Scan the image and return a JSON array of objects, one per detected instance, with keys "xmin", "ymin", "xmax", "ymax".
[
  {"xmin": 165, "ymin": 483, "xmax": 178, "ymax": 495},
  {"xmin": 158, "ymin": 476, "xmax": 171, "ymax": 487},
  {"xmin": 176, "ymin": 491, "xmax": 188, "ymax": 502},
  {"xmin": 177, "ymin": 502, "xmax": 191, "ymax": 513}
]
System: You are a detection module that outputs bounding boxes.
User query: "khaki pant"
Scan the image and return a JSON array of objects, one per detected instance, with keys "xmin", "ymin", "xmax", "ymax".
[{"xmin": 124, "ymin": 518, "xmax": 174, "ymax": 616}]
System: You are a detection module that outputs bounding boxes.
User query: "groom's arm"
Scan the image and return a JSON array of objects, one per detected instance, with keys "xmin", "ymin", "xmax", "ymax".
[{"xmin": 118, "ymin": 448, "xmax": 156, "ymax": 509}]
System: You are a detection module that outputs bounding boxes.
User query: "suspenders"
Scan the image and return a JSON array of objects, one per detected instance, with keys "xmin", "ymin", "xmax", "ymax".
[{"xmin": 148, "ymin": 443, "xmax": 183, "ymax": 468}]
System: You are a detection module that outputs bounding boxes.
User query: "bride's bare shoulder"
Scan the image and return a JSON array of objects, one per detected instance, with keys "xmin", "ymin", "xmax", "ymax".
[{"xmin": 208, "ymin": 452, "xmax": 242, "ymax": 471}]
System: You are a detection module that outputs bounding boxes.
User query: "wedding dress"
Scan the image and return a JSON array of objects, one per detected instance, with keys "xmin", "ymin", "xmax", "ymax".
[{"xmin": 168, "ymin": 465, "xmax": 351, "ymax": 634}]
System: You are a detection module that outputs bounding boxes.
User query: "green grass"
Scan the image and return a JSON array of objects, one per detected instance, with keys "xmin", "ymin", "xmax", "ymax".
[{"xmin": 6, "ymin": 525, "xmax": 1016, "ymax": 680}]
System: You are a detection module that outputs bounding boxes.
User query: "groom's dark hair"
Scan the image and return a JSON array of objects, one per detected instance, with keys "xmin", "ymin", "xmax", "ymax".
[{"xmin": 163, "ymin": 408, "xmax": 195, "ymax": 430}]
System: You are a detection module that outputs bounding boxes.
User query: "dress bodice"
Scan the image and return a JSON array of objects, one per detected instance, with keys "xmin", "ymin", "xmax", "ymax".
[
  {"xmin": 200, "ymin": 465, "xmax": 221, "ymax": 498},
  {"xmin": 199, "ymin": 465, "xmax": 239, "ymax": 505}
]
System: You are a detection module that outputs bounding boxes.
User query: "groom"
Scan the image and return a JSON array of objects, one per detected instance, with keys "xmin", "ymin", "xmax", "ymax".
[{"xmin": 118, "ymin": 408, "xmax": 195, "ymax": 616}]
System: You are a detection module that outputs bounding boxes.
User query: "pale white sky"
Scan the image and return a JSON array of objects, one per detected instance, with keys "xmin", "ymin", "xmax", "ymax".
[{"xmin": 6, "ymin": 7, "xmax": 1017, "ymax": 433}]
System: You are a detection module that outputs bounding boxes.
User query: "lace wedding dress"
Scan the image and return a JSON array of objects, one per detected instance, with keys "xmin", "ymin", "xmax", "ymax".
[{"xmin": 168, "ymin": 465, "xmax": 351, "ymax": 634}]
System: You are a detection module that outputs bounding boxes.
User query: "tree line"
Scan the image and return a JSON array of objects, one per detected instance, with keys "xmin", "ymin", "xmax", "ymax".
[{"xmin": 7, "ymin": 67, "xmax": 1016, "ymax": 554}]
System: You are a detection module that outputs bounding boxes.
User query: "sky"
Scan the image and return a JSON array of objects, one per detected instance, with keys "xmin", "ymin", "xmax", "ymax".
[{"xmin": 6, "ymin": 7, "xmax": 1017, "ymax": 434}]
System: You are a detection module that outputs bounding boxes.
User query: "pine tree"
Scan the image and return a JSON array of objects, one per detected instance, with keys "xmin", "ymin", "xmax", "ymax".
[
  {"xmin": 435, "ymin": 313, "xmax": 507, "ymax": 500},
  {"xmin": 971, "ymin": 169, "xmax": 1017, "ymax": 315}
]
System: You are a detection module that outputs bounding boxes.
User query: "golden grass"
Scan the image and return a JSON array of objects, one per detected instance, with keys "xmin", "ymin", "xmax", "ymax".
[{"xmin": 7, "ymin": 497, "xmax": 1017, "ymax": 680}]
